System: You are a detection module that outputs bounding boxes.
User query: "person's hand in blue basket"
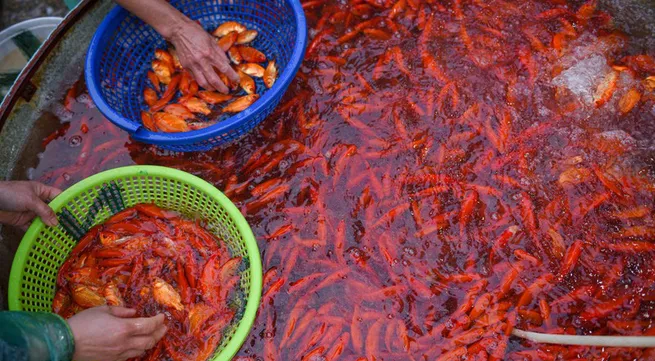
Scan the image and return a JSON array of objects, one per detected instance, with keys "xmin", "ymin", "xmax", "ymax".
[
  {"xmin": 0, "ymin": 181, "xmax": 61, "ymax": 229},
  {"xmin": 115, "ymin": 0, "xmax": 240, "ymax": 94}
]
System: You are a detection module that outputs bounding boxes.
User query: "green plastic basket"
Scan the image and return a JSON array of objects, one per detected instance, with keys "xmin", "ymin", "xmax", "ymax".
[{"xmin": 8, "ymin": 165, "xmax": 262, "ymax": 361}]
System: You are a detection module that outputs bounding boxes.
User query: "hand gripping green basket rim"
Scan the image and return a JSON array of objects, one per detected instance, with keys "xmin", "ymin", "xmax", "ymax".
[{"xmin": 8, "ymin": 165, "xmax": 262, "ymax": 361}]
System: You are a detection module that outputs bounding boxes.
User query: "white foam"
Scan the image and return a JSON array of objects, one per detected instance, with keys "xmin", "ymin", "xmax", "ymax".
[
  {"xmin": 51, "ymin": 103, "xmax": 73, "ymax": 121},
  {"xmin": 596, "ymin": 130, "xmax": 637, "ymax": 148},
  {"xmin": 552, "ymin": 54, "xmax": 611, "ymax": 106},
  {"xmin": 77, "ymin": 94, "xmax": 96, "ymax": 109}
]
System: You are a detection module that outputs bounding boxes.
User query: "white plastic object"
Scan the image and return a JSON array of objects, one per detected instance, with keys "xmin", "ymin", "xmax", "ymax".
[
  {"xmin": 512, "ymin": 329, "xmax": 655, "ymax": 347},
  {"xmin": 0, "ymin": 17, "xmax": 63, "ymax": 97}
]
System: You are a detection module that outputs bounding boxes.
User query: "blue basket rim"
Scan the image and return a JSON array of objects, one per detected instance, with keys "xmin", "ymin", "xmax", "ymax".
[{"xmin": 85, "ymin": 0, "xmax": 307, "ymax": 146}]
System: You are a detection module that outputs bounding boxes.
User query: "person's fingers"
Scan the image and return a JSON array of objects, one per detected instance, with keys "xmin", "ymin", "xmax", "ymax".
[
  {"xmin": 0, "ymin": 210, "xmax": 34, "ymax": 229},
  {"xmin": 126, "ymin": 336, "xmax": 158, "ymax": 352},
  {"xmin": 117, "ymin": 349, "xmax": 147, "ymax": 360},
  {"xmin": 26, "ymin": 195, "xmax": 58, "ymax": 227},
  {"xmin": 128, "ymin": 313, "xmax": 166, "ymax": 336},
  {"xmin": 212, "ymin": 49, "xmax": 239, "ymax": 83},
  {"xmin": 200, "ymin": 63, "xmax": 229, "ymax": 94},
  {"xmin": 152, "ymin": 324, "xmax": 168, "ymax": 342},
  {"xmin": 17, "ymin": 212, "xmax": 34, "ymax": 231},
  {"xmin": 26, "ymin": 182, "xmax": 62, "ymax": 227},
  {"xmin": 125, "ymin": 324, "xmax": 167, "ymax": 353},
  {"xmin": 190, "ymin": 66, "xmax": 213, "ymax": 91},
  {"xmin": 33, "ymin": 182, "xmax": 62, "ymax": 202},
  {"xmin": 108, "ymin": 306, "xmax": 138, "ymax": 318}
]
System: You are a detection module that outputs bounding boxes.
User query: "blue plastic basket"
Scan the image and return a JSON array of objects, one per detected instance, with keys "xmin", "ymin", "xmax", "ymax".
[{"xmin": 85, "ymin": 0, "xmax": 307, "ymax": 152}]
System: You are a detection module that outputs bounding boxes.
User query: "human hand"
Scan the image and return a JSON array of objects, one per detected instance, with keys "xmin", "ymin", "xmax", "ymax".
[
  {"xmin": 0, "ymin": 181, "xmax": 61, "ymax": 229},
  {"xmin": 169, "ymin": 19, "xmax": 240, "ymax": 94},
  {"xmin": 67, "ymin": 306, "xmax": 167, "ymax": 361}
]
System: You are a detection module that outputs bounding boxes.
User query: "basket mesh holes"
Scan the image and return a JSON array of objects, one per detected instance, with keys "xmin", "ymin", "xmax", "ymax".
[{"xmin": 19, "ymin": 174, "xmax": 257, "ymax": 353}]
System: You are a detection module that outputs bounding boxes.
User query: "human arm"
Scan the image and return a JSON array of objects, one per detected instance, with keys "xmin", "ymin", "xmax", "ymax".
[
  {"xmin": 0, "ymin": 181, "xmax": 61, "ymax": 229},
  {"xmin": 0, "ymin": 307, "xmax": 166, "ymax": 361},
  {"xmin": 114, "ymin": 0, "xmax": 239, "ymax": 93}
]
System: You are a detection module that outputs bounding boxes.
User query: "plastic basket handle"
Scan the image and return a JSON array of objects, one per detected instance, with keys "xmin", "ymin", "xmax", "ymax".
[
  {"xmin": 58, "ymin": 181, "xmax": 125, "ymax": 240},
  {"xmin": 12, "ymin": 31, "xmax": 42, "ymax": 59}
]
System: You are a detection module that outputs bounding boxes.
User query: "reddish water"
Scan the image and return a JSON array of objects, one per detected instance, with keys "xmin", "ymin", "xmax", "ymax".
[{"xmin": 33, "ymin": 0, "xmax": 655, "ymax": 360}]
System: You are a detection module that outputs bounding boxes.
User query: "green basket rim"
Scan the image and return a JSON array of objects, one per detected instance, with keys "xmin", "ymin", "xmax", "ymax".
[{"xmin": 8, "ymin": 165, "xmax": 263, "ymax": 361}]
